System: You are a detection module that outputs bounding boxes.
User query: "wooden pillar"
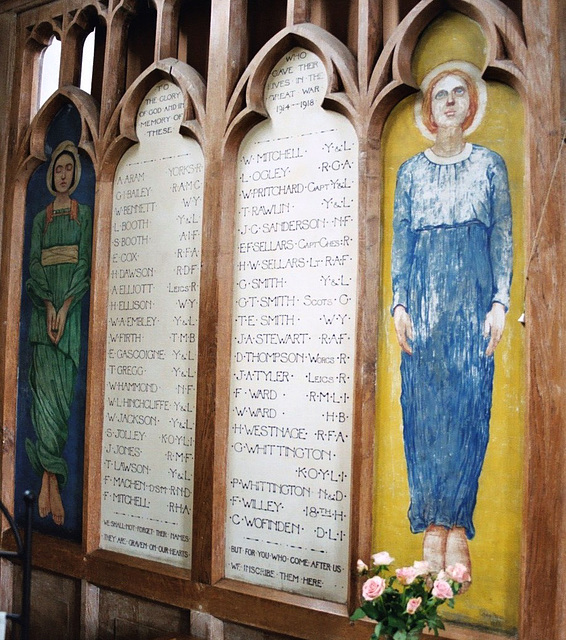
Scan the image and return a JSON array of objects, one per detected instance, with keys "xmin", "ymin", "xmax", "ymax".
[
  {"xmin": 155, "ymin": 0, "xmax": 181, "ymax": 61},
  {"xmin": 356, "ymin": 0, "xmax": 381, "ymax": 92},
  {"xmin": 287, "ymin": 0, "xmax": 310, "ymax": 27},
  {"xmin": 191, "ymin": 0, "xmax": 247, "ymax": 586},
  {"xmin": 382, "ymin": 0, "xmax": 399, "ymax": 45},
  {"xmin": 190, "ymin": 611, "xmax": 225, "ymax": 640},
  {"xmin": 59, "ymin": 24, "xmax": 81, "ymax": 87},
  {"xmin": 99, "ymin": 3, "xmax": 134, "ymax": 129},
  {"xmin": 520, "ymin": 1, "xmax": 565, "ymax": 638},
  {"xmin": 0, "ymin": 12, "xmax": 16, "ymax": 264},
  {"xmin": 79, "ymin": 581, "xmax": 100, "ymax": 640}
]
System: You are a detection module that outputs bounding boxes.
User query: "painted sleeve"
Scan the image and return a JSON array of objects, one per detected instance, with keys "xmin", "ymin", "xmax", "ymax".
[
  {"xmin": 26, "ymin": 210, "xmax": 53, "ymax": 306},
  {"xmin": 65, "ymin": 203, "xmax": 93, "ymax": 309},
  {"xmin": 391, "ymin": 163, "xmax": 416, "ymax": 313},
  {"xmin": 488, "ymin": 154, "xmax": 513, "ymax": 309}
]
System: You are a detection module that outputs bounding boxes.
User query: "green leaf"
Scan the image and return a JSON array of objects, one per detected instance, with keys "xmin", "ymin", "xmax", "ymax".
[
  {"xmin": 393, "ymin": 631, "xmax": 407, "ymax": 640},
  {"xmin": 350, "ymin": 607, "xmax": 367, "ymax": 621},
  {"xmin": 361, "ymin": 602, "xmax": 379, "ymax": 619},
  {"xmin": 388, "ymin": 615, "xmax": 406, "ymax": 630}
]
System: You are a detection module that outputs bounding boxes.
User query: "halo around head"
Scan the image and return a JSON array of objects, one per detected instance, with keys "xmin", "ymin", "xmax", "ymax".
[
  {"xmin": 46, "ymin": 140, "xmax": 82, "ymax": 196},
  {"xmin": 414, "ymin": 61, "xmax": 487, "ymax": 141}
]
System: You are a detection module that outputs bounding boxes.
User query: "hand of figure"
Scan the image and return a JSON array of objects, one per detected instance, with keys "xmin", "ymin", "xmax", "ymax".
[
  {"xmin": 52, "ymin": 297, "xmax": 73, "ymax": 345},
  {"xmin": 484, "ymin": 302, "xmax": 506, "ymax": 356},
  {"xmin": 45, "ymin": 300, "xmax": 58, "ymax": 344},
  {"xmin": 393, "ymin": 305, "xmax": 413, "ymax": 355}
]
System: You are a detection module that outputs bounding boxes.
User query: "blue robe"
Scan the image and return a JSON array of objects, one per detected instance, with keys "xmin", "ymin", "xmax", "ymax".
[{"xmin": 391, "ymin": 143, "xmax": 512, "ymax": 539}]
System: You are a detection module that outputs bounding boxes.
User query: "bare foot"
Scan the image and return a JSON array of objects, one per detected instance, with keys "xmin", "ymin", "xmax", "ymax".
[
  {"xmin": 48, "ymin": 472, "xmax": 65, "ymax": 526},
  {"xmin": 423, "ymin": 525, "xmax": 448, "ymax": 573},
  {"xmin": 38, "ymin": 471, "xmax": 51, "ymax": 518},
  {"xmin": 445, "ymin": 527, "xmax": 472, "ymax": 593}
]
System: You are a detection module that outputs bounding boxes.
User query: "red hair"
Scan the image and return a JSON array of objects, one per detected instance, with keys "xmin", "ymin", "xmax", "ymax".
[
  {"xmin": 44, "ymin": 199, "xmax": 79, "ymax": 234},
  {"xmin": 421, "ymin": 69, "xmax": 479, "ymax": 134}
]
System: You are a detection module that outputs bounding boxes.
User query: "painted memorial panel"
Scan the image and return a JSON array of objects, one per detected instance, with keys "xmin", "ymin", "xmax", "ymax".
[
  {"xmin": 100, "ymin": 80, "xmax": 203, "ymax": 568},
  {"xmin": 224, "ymin": 48, "xmax": 358, "ymax": 603},
  {"xmin": 16, "ymin": 104, "xmax": 95, "ymax": 541},
  {"xmin": 375, "ymin": 13, "xmax": 524, "ymax": 633}
]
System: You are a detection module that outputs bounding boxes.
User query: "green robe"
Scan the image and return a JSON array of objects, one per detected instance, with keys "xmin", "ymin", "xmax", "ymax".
[{"xmin": 25, "ymin": 201, "xmax": 92, "ymax": 488}]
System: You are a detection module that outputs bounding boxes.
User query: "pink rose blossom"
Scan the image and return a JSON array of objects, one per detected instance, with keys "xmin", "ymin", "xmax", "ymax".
[
  {"xmin": 406, "ymin": 597, "xmax": 422, "ymax": 615},
  {"xmin": 362, "ymin": 576, "xmax": 386, "ymax": 601},
  {"xmin": 372, "ymin": 551, "xmax": 395, "ymax": 566},
  {"xmin": 445, "ymin": 563, "xmax": 471, "ymax": 583},
  {"xmin": 356, "ymin": 559, "xmax": 369, "ymax": 574},
  {"xmin": 396, "ymin": 566, "xmax": 418, "ymax": 585},
  {"xmin": 412, "ymin": 560, "xmax": 431, "ymax": 576},
  {"xmin": 432, "ymin": 578, "xmax": 454, "ymax": 600}
]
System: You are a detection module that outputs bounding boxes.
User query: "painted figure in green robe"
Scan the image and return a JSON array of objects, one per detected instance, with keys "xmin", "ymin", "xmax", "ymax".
[{"xmin": 25, "ymin": 140, "xmax": 92, "ymax": 526}]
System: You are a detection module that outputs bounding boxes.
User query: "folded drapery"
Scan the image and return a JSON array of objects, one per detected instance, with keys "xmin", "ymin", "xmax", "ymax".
[{"xmin": 41, "ymin": 243, "xmax": 79, "ymax": 265}]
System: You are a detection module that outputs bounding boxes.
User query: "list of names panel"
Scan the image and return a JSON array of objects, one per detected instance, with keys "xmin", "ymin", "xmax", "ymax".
[
  {"xmin": 225, "ymin": 48, "xmax": 358, "ymax": 602},
  {"xmin": 100, "ymin": 80, "xmax": 203, "ymax": 568}
]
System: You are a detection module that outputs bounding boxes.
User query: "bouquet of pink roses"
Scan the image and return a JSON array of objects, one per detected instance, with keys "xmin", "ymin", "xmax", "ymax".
[{"xmin": 350, "ymin": 552, "xmax": 470, "ymax": 640}]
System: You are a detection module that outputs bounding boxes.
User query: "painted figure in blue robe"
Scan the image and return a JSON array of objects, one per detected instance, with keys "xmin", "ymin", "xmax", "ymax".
[
  {"xmin": 391, "ymin": 63, "xmax": 512, "ymax": 585},
  {"xmin": 25, "ymin": 141, "xmax": 92, "ymax": 526}
]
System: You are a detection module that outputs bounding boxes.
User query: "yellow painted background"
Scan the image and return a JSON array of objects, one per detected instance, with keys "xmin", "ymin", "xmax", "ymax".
[{"xmin": 373, "ymin": 13, "xmax": 525, "ymax": 633}]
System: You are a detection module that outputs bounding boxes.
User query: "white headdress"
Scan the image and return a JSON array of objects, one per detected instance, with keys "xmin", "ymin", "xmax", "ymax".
[{"xmin": 46, "ymin": 140, "xmax": 82, "ymax": 196}]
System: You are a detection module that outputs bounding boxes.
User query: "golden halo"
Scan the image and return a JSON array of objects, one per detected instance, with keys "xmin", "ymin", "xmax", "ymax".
[
  {"xmin": 414, "ymin": 61, "xmax": 487, "ymax": 141},
  {"xmin": 46, "ymin": 140, "xmax": 82, "ymax": 196}
]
